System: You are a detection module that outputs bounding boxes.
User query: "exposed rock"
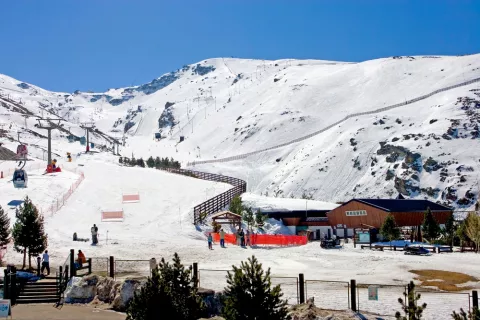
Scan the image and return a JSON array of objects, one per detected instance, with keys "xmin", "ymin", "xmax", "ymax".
[
  {"xmin": 96, "ymin": 276, "xmax": 116, "ymax": 302},
  {"xmin": 112, "ymin": 278, "xmax": 146, "ymax": 312},
  {"xmin": 385, "ymin": 169, "xmax": 395, "ymax": 181},
  {"xmin": 423, "ymin": 157, "xmax": 442, "ymax": 172},
  {"xmin": 395, "ymin": 177, "xmax": 420, "ymax": 196},
  {"xmin": 65, "ymin": 276, "xmax": 97, "ymax": 303},
  {"xmin": 421, "ymin": 187, "xmax": 441, "ymax": 198}
]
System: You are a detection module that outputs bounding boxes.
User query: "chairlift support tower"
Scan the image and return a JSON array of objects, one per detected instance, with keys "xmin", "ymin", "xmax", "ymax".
[
  {"xmin": 80, "ymin": 122, "xmax": 95, "ymax": 152},
  {"xmin": 36, "ymin": 118, "xmax": 62, "ymax": 165}
]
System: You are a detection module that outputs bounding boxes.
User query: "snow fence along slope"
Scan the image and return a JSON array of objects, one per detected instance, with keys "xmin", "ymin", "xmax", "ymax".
[{"xmin": 188, "ymin": 76, "xmax": 480, "ymax": 165}]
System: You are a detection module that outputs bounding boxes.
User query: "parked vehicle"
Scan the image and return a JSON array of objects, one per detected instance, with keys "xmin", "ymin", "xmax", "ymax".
[{"xmin": 404, "ymin": 245, "xmax": 430, "ymax": 255}]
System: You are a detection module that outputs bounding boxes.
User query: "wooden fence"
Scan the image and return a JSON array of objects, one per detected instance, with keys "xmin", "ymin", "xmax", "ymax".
[{"xmin": 160, "ymin": 168, "xmax": 246, "ymax": 224}]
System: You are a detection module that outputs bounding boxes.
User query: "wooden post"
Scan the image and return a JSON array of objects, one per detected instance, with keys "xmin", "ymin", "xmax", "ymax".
[
  {"xmin": 109, "ymin": 256, "xmax": 115, "ymax": 278},
  {"xmin": 350, "ymin": 279, "xmax": 357, "ymax": 312},
  {"xmin": 37, "ymin": 256, "xmax": 41, "ymax": 276},
  {"xmin": 3, "ymin": 269, "xmax": 9, "ymax": 300},
  {"xmin": 353, "ymin": 228, "xmax": 356, "ymax": 248},
  {"xmin": 10, "ymin": 273, "xmax": 17, "ymax": 305},
  {"xmin": 88, "ymin": 258, "xmax": 92, "ymax": 274},
  {"xmin": 192, "ymin": 263, "xmax": 198, "ymax": 288},
  {"xmin": 473, "ymin": 290, "xmax": 478, "ymax": 310},
  {"xmin": 70, "ymin": 249, "xmax": 75, "ymax": 277},
  {"xmin": 58, "ymin": 266, "xmax": 63, "ymax": 297},
  {"xmin": 298, "ymin": 273, "xmax": 305, "ymax": 304}
]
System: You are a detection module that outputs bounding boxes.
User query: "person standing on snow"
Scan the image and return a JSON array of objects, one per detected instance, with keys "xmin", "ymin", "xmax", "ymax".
[
  {"xmin": 245, "ymin": 229, "xmax": 250, "ymax": 246},
  {"xmin": 239, "ymin": 229, "xmax": 245, "ymax": 247},
  {"xmin": 207, "ymin": 233, "xmax": 213, "ymax": 250},
  {"xmin": 91, "ymin": 224, "xmax": 98, "ymax": 245},
  {"xmin": 219, "ymin": 229, "xmax": 225, "ymax": 248}
]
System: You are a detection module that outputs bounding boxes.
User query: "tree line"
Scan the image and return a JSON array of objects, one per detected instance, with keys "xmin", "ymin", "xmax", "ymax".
[
  {"xmin": 0, "ymin": 197, "xmax": 48, "ymax": 269},
  {"xmin": 119, "ymin": 156, "xmax": 181, "ymax": 169}
]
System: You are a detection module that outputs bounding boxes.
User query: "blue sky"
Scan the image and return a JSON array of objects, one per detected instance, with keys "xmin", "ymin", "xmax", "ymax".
[{"xmin": 0, "ymin": 0, "xmax": 478, "ymax": 92}]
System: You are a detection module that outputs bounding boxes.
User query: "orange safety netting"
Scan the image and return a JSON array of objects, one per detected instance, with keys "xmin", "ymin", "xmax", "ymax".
[{"xmin": 211, "ymin": 233, "xmax": 307, "ymax": 246}]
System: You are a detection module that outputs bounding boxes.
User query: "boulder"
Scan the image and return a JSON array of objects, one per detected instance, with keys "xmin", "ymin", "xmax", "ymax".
[
  {"xmin": 112, "ymin": 278, "xmax": 145, "ymax": 311},
  {"xmin": 65, "ymin": 276, "xmax": 97, "ymax": 303},
  {"xmin": 96, "ymin": 276, "xmax": 116, "ymax": 302}
]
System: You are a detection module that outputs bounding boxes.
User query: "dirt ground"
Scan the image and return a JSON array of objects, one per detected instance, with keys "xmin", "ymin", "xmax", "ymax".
[{"xmin": 11, "ymin": 304, "xmax": 126, "ymax": 320}]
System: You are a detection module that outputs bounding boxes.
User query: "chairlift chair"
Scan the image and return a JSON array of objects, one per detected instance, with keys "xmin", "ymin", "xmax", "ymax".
[{"xmin": 12, "ymin": 168, "xmax": 28, "ymax": 188}]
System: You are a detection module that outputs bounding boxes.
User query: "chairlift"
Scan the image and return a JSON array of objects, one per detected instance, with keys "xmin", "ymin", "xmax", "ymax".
[
  {"xmin": 80, "ymin": 136, "xmax": 86, "ymax": 145},
  {"xmin": 12, "ymin": 167, "xmax": 28, "ymax": 188},
  {"xmin": 67, "ymin": 134, "xmax": 75, "ymax": 143}
]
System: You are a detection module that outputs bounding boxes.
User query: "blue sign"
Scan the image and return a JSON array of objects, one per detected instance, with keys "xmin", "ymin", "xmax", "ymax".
[
  {"xmin": 368, "ymin": 286, "xmax": 378, "ymax": 301},
  {"xmin": 0, "ymin": 299, "xmax": 11, "ymax": 317}
]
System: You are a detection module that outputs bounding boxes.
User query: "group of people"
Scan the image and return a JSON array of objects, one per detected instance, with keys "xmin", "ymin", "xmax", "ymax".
[
  {"xmin": 235, "ymin": 228, "xmax": 251, "ymax": 247},
  {"xmin": 207, "ymin": 228, "xmax": 255, "ymax": 249}
]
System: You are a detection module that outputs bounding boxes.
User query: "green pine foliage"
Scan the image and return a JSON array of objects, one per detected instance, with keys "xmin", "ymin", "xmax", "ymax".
[
  {"xmin": 12, "ymin": 197, "xmax": 48, "ymax": 269},
  {"xmin": 451, "ymin": 307, "xmax": 480, "ymax": 320},
  {"xmin": 223, "ymin": 255, "xmax": 290, "ymax": 320},
  {"xmin": 126, "ymin": 253, "xmax": 206, "ymax": 320},
  {"xmin": 443, "ymin": 213, "xmax": 457, "ymax": 246},
  {"xmin": 121, "ymin": 156, "xmax": 181, "ymax": 169},
  {"xmin": 0, "ymin": 205, "xmax": 11, "ymax": 247},
  {"xmin": 380, "ymin": 214, "xmax": 400, "ymax": 243},
  {"xmin": 229, "ymin": 196, "xmax": 243, "ymax": 215},
  {"xmin": 422, "ymin": 207, "xmax": 441, "ymax": 243},
  {"xmin": 242, "ymin": 207, "xmax": 255, "ymax": 231},
  {"xmin": 255, "ymin": 209, "xmax": 266, "ymax": 227},
  {"xmin": 395, "ymin": 281, "xmax": 427, "ymax": 320},
  {"xmin": 146, "ymin": 156, "xmax": 155, "ymax": 168}
]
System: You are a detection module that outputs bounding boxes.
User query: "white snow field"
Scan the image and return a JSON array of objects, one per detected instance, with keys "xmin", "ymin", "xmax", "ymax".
[{"xmin": 1, "ymin": 54, "xmax": 480, "ymax": 318}]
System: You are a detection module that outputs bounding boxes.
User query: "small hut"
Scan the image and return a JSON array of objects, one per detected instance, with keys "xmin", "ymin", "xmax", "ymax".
[{"xmin": 211, "ymin": 211, "xmax": 242, "ymax": 229}]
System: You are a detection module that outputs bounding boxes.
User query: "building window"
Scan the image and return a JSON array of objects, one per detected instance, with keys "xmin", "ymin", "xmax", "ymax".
[{"xmin": 346, "ymin": 210, "xmax": 367, "ymax": 216}]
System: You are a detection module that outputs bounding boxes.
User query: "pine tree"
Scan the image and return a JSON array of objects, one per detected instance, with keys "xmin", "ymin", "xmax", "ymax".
[
  {"xmin": 395, "ymin": 281, "xmax": 427, "ymax": 320},
  {"xmin": 119, "ymin": 157, "xmax": 123, "ymax": 165},
  {"xmin": 451, "ymin": 307, "xmax": 480, "ymax": 320},
  {"xmin": 229, "ymin": 196, "xmax": 243, "ymax": 215},
  {"xmin": 380, "ymin": 214, "xmax": 400, "ymax": 244},
  {"xmin": 12, "ymin": 197, "xmax": 48, "ymax": 269},
  {"xmin": 0, "ymin": 205, "xmax": 11, "ymax": 247},
  {"xmin": 126, "ymin": 253, "xmax": 206, "ymax": 320},
  {"xmin": 443, "ymin": 213, "xmax": 456, "ymax": 247},
  {"xmin": 146, "ymin": 156, "xmax": 155, "ymax": 168},
  {"xmin": 136, "ymin": 158, "xmax": 145, "ymax": 168},
  {"xmin": 255, "ymin": 209, "xmax": 266, "ymax": 227},
  {"xmin": 223, "ymin": 255, "xmax": 290, "ymax": 320},
  {"xmin": 242, "ymin": 207, "xmax": 255, "ymax": 231},
  {"xmin": 154, "ymin": 156, "xmax": 161, "ymax": 169},
  {"xmin": 464, "ymin": 212, "xmax": 480, "ymax": 253},
  {"xmin": 422, "ymin": 207, "xmax": 440, "ymax": 243}
]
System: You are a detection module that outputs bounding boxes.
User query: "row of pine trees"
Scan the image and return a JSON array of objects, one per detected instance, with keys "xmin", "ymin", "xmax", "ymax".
[
  {"xmin": 119, "ymin": 156, "xmax": 181, "ymax": 169},
  {"xmin": 0, "ymin": 197, "xmax": 48, "ymax": 269}
]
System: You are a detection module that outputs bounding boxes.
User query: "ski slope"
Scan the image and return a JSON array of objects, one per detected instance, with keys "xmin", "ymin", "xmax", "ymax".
[{"xmin": 1, "ymin": 55, "xmax": 480, "ymax": 209}]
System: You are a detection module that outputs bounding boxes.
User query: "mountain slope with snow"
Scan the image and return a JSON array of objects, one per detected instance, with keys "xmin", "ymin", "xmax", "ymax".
[{"xmin": 1, "ymin": 54, "xmax": 480, "ymax": 210}]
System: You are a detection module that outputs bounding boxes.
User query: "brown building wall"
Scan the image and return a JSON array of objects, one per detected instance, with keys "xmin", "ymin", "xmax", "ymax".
[
  {"xmin": 392, "ymin": 211, "xmax": 452, "ymax": 226},
  {"xmin": 327, "ymin": 201, "xmax": 387, "ymax": 228},
  {"xmin": 282, "ymin": 218, "xmax": 302, "ymax": 226},
  {"xmin": 327, "ymin": 200, "xmax": 453, "ymax": 228}
]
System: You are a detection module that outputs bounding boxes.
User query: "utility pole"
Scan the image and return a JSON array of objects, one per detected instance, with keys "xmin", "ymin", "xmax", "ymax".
[
  {"xmin": 36, "ymin": 118, "xmax": 62, "ymax": 165},
  {"xmin": 80, "ymin": 122, "xmax": 95, "ymax": 153},
  {"xmin": 22, "ymin": 114, "xmax": 28, "ymax": 129}
]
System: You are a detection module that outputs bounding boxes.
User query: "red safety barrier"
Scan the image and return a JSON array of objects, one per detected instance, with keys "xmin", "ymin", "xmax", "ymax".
[{"xmin": 210, "ymin": 233, "xmax": 307, "ymax": 247}]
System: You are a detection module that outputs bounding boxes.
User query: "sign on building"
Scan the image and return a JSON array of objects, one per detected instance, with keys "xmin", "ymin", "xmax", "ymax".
[{"xmin": 368, "ymin": 286, "xmax": 378, "ymax": 301}]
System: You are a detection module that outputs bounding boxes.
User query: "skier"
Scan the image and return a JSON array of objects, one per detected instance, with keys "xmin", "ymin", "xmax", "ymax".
[
  {"xmin": 207, "ymin": 233, "xmax": 213, "ymax": 250},
  {"xmin": 219, "ymin": 229, "xmax": 225, "ymax": 248},
  {"xmin": 91, "ymin": 224, "xmax": 98, "ymax": 245}
]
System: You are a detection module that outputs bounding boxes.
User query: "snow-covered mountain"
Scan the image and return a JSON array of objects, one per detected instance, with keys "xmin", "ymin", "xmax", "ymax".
[{"xmin": 1, "ymin": 54, "xmax": 480, "ymax": 210}]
